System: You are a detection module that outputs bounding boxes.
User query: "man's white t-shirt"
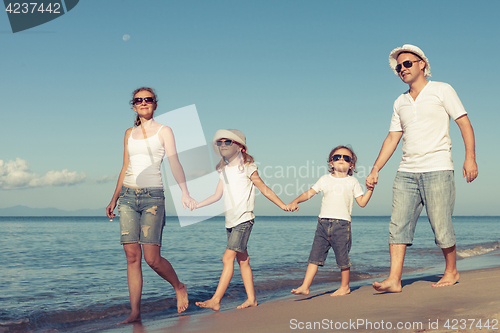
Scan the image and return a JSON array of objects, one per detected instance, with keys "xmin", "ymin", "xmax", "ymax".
[
  {"xmin": 389, "ymin": 81, "xmax": 467, "ymax": 173},
  {"xmin": 220, "ymin": 163, "xmax": 258, "ymax": 228},
  {"xmin": 311, "ymin": 174, "xmax": 364, "ymax": 222}
]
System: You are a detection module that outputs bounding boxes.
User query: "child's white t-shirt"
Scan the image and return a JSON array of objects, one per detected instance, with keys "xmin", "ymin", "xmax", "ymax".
[
  {"xmin": 219, "ymin": 163, "xmax": 258, "ymax": 228},
  {"xmin": 311, "ymin": 174, "xmax": 364, "ymax": 222}
]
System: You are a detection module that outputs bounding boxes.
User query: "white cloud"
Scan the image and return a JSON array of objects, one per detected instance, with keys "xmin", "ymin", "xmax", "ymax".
[
  {"xmin": 0, "ymin": 158, "xmax": 86, "ymax": 190},
  {"xmin": 95, "ymin": 174, "xmax": 116, "ymax": 184}
]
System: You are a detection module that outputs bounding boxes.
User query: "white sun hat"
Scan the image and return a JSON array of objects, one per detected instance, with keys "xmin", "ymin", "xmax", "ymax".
[
  {"xmin": 389, "ymin": 44, "xmax": 431, "ymax": 78},
  {"xmin": 212, "ymin": 129, "xmax": 247, "ymax": 157}
]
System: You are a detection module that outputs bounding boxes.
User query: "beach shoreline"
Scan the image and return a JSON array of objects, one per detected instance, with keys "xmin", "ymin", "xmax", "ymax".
[{"xmin": 100, "ymin": 251, "xmax": 500, "ymax": 333}]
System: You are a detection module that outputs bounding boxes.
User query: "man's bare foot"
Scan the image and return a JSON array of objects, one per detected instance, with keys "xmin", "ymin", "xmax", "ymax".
[
  {"xmin": 372, "ymin": 278, "xmax": 402, "ymax": 293},
  {"xmin": 175, "ymin": 283, "xmax": 189, "ymax": 313},
  {"xmin": 330, "ymin": 286, "xmax": 350, "ymax": 297},
  {"xmin": 291, "ymin": 285, "xmax": 310, "ymax": 295},
  {"xmin": 117, "ymin": 313, "xmax": 141, "ymax": 325},
  {"xmin": 195, "ymin": 298, "xmax": 221, "ymax": 311},
  {"xmin": 237, "ymin": 299, "xmax": 257, "ymax": 309},
  {"xmin": 432, "ymin": 271, "xmax": 460, "ymax": 287}
]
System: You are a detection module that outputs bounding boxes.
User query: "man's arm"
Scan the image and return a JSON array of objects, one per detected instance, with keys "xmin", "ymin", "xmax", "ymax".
[
  {"xmin": 455, "ymin": 115, "xmax": 478, "ymax": 183},
  {"xmin": 366, "ymin": 131, "xmax": 402, "ymax": 188}
]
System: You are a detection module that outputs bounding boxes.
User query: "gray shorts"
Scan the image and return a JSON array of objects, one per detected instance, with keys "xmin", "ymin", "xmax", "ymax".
[
  {"xmin": 389, "ymin": 171, "xmax": 456, "ymax": 248},
  {"xmin": 308, "ymin": 218, "xmax": 352, "ymax": 269},
  {"xmin": 226, "ymin": 220, "xmax": 254, "ymax": 253}
]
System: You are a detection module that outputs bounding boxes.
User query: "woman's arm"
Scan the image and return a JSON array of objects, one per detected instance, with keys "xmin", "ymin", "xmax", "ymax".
[
  {"xmin": 160, "ymin": 126, "xmax": 197, "ymax": 210},
  {"xmin": 106, "ymin": 128, "xmax": 132, "ymax": 218}
]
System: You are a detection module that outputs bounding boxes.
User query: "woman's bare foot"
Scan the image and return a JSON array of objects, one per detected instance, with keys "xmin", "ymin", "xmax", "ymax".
[
  {"xmin": 175, "ymin": 283, "xmax": 189, "ymax": 313},
  {"xmin": 330, "ymin": 286, "xmax": 350, "ymax": 297},
  {"xmin": 291, "ymin": 285, "xmax": 310, "ymax": 295},
  {"xmin": 432, "ymin": 271, "xmax": 460, "ymax": 287},
  {"xmin": 195, "ymin": 298, "xmax": 221, "ymax": 311},
  {"xmin": 237, "ymin": 299, "xmax": 257, "ymax": 309},
  {"xmin": 372, "ymin": 278, "xmax": 402, "ymax": 293},
  {"xmin": 117, "ymin": 313, "xmax": 141, "ymax": 325}
]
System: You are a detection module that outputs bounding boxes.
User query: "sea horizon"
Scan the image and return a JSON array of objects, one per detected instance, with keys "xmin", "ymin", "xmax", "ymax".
[{"xmin": 1, "ymin": 216, "xmax": 499, "ymax": 332}]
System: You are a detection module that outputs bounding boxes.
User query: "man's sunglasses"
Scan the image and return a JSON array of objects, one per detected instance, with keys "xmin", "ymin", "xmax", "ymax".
[
  {"xmin": 331, "ymin": 154, "xmax": 352, "ymax": 163},
  {"xmin": 133, "ymin": 97, "xmax": 156, "ymax": 105},
  {"xmin": 216, "ymin": 140, "xmax": 235, "ymax": 146},
  {"xmin": 395, "ymin": 59, "xmax": 421, "ymax": 73}
]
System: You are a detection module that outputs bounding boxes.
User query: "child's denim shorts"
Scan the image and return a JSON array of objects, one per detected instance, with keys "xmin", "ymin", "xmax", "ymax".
[
  {"xmin": 226, "ymin": 220, "xmax": 254, "ymax": 253},
  {"xmin": 117, "ymin": 186, "xmax": 166, "ymax": 246},
  {"xmin": 308, "ymin": 218, "xmax": 352, "ymax": 269}
]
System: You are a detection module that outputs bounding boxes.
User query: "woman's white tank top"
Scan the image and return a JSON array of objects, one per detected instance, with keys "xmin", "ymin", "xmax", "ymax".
[{"xmin": 123, "ymin": 126, "xmax": 165, "ymax": 188}]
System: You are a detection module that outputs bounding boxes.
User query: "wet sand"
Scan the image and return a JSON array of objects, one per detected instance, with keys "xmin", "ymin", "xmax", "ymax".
[{"xmin": 106, "ymin": 265, "xmax": 500, "ymax": 333}]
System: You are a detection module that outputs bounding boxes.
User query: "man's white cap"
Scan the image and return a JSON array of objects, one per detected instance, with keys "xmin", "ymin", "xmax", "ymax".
[{"xmin": 389, "ymin": 44, "xmax": 431, "ymax": 78}]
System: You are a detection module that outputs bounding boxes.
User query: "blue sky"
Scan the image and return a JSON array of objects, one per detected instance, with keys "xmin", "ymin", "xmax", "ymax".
[{"xmin": 0, "ymin": 0, "xmax": 498, "ymax": 216}]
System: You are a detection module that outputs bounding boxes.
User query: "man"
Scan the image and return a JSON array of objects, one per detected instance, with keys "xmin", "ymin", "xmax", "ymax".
[{"xmin": 366, "ymin": 44, "xmax": 478, "ymax": 292}]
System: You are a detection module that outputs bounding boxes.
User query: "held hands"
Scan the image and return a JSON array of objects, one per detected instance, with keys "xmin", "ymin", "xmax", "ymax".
[
  {"xmin": 181, "ymin": 192, "xmax": 198, "ymax": 211},
  {"xmin": 285, "ymin": 202, "xmax": 299, "ymax": 212},
  {"xmin": 366, "ymin": 168, "xmax": 379, "ymax": 189}
]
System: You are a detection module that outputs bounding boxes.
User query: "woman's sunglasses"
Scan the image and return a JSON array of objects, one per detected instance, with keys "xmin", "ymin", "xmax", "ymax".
[
  {"xmin": 133, "ymin": 97, "xmax": 156, "ymax": 105},
  {"xmin": 395, "ymin": 59, "xmax": 421, "ymax": 73},
  {"xmin": 331, "ymin": 154, "xmax": 352, "ymax": 163},
  {"xmin": 216, "ymin": 140, "xmax": 235, "ymax": 146}
]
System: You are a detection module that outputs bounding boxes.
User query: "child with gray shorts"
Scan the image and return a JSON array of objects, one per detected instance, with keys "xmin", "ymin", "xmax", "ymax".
[
  {"xmin": 194, "ymin": 129, "xmax": 287, "ymax": 311},
  {"xmin": 288, "ymin": 145, "xmax": 374, "ymax": 297}
]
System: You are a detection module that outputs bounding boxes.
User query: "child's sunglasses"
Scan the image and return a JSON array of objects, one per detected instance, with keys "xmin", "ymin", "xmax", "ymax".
[
  {"xmin": 216, "ymin": 140, "xmax": 235, "ymax": 146},
  {"xmin": 395, "ymin": 59, "xmax": 421, "ymax": 73},
  {"xmin": 331, "ymin": 154, "xmax": 352, "ymax": 163},
  {"xmin": 133, "ymin": 97, "xmax": 156, "ymax": 105}
]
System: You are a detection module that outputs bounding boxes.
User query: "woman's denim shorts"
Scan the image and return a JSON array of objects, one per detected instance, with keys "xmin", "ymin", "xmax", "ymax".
[
  {"xmin": 226, "ymin": 220, "xmax": 254, "ymax": 253},
  {"xmin": 117, "ymin": 186, "xmax": 165, "ymax": 246},
  {"xmin": 308, "ymin": 218, "xmax": 352, "ymax": 269}
]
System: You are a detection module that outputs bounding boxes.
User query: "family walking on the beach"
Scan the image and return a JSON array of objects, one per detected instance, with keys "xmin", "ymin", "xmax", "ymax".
[{"xmin": 106, "ymin": 44, "xmax": 478, "ymax": 325}]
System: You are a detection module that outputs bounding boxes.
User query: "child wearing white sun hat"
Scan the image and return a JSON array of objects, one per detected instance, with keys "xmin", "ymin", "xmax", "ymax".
[{"xmin": 194, "ymin": 129, "xmax": 288, "ymax": 312}]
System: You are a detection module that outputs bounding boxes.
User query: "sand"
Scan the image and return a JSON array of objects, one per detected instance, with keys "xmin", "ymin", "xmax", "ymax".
[{"xmin": 98, "ymin": 265, "xmax": 499, "ymax": 333}]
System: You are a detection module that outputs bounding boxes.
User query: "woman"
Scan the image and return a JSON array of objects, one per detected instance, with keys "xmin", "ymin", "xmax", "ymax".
[{"xmin": 106, "ymin": 87, "xmax": 196, "ymax": 324}]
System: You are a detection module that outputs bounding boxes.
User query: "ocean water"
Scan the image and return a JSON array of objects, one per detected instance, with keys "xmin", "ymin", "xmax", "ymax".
[{"xmin": 0, "ymin": 215, "xmax": 499, "ymax": 333}]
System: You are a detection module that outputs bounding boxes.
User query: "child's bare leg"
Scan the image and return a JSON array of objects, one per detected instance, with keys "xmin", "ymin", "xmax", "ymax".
[
  {"xmin": 291, "ymin": 263, "xmax": 319, "ymax": 295},
  {"xmin": 331, "ymin": 267, "xmax": 350, "ymax": 296},
  {"xmin": 236, "ymin": 250, "xmax": 257, "ymax": 309},
  {"xmin": 196, "ymin": 249, "xmax": 237, "ymax": 311}
]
